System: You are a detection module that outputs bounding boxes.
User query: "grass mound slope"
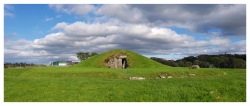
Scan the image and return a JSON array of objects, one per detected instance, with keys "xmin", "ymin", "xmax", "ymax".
[{"xmin": 74, "ymin": 49, "xmax": 167, "ymax": 68}]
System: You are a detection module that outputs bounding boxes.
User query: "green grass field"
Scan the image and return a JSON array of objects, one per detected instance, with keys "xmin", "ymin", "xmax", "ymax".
[{"xmin": 4, "ymin": 67, "xmax": 246, "ymax": 102}]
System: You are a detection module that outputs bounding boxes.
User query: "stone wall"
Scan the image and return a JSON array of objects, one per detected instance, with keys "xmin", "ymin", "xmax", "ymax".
[{"xmin": 106, "ymin": 55, "xmax": 128, "ymax": 69}]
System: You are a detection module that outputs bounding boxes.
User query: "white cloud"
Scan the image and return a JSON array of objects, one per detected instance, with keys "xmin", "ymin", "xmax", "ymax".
[
  {"xmin": 5, "ymin": 21, "xmax": 244, "ymax": 64},
  {"xmin": 56, "ymin": 15, "xmax": 62, "ymax": 18},
  {"xmin": 4, "ymin": 37, "xmax": 80, "ymax": 64},
  {"xmin": 51, "ymin": 21, "xmax": 194, "ymax": 44},
  {"xmin": 4, "ymin": 4, "xmax": 14, "ymax": 11},
  {"xmin": 52, "ymin": 22, "xmax": 68, "ymax": 30},
  {"xmin": 4, "ymin": 4, "xmax": 246, "ymax": 64},
  {"xmin": 4, "ymin": 26, "xmax": 245, "ymax": 64},
  {"xmin": 45, "ymin": 17, "xmax": 53, "ymax": 21},
  {"xmin": 52, "ymin": 21, "xmax": 119, "ymax": 37},
  {"xmin": 129, "ymin": 4, "xmax": 246, "ymax": 36},
  {"xmin": 48, "ymin": 4, "xmax": 245, "ymax": 36},
  {"xmin": 4, "ymin": 4, "xmax": 15, "ymax": 17},
  {"xmin": 4, "ymin": 39, "xmax": 35, "ymax": 63},
  {"xmin": 4, "ymin": 12, "xmax": 14, "ymax": 17},
  {"xmin": 49, "ymin": 4, "xmax": 95, "ymax": 16},
  {"xmin": 96, "ymin": 4, "xmax": 147, "ymax": 23},
  {"xmin": 4, "ymin": 33, "xmax": 17, "ymax": 41},
  {"xmin": 4, "ymin": 39, "xmax": 33, "ymax": 50}
]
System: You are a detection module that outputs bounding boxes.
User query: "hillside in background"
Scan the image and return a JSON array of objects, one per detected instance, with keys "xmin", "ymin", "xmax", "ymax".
[
  {"xmin": 74, "ymin": 49, "xmax": 167, "ymax": 68},
  {"xmin": 151, "ymin": 54, "xmax": 246, "ymax": 69}
]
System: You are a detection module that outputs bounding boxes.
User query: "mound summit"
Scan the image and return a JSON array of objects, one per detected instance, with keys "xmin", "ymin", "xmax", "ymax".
[{"xmin": 74, "ymin": 49, "xmax": 167, "ymax": 68}]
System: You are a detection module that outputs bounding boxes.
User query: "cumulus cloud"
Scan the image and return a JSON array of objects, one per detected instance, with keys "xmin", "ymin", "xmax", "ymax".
[
  {"xmin": 4, "ymin": 4, "xmax": 246, "ymax": 64},
  {"xmin": 49, "ymin": 4, "xmax": 96, "ymax": 16},
  {"xmin": 51, "ymin": 21, "xmax": 194, "ymax": 44},
  {"xmin": 96, "ymin": 4, "xmax": 147, "ymax": 23},
  {"xmin": 4, "ymin": 33, "xmax": 17, "ymax": 41},
  {"xmin": 49, "ymin": 4, "xmax": 246, "ymax": 36},
  {"xmin": 4, "ymin": 39, "xmax": 35, "ymax": 63},
  {"xmin": 5, "ymin": 29, "xmax": 245, "ymax": 64},
  {"xmin": 5, "ymin": 21, "xmax": 243, "ymax": 64},
  {"xmin": 129, "ymin": 4, "xmax": 246, "ymax": 36},
  {"xmin": 5, "ymin": 39, "xmax": 32, "ymax": 51},
  {"xmin": 4, "ymin": 37, "xmax": 79, "ymax": 64}
]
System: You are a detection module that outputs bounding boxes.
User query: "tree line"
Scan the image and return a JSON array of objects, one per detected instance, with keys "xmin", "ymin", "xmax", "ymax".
[
  {"xmin": 150, "ymin": 53, "xmax": 246, "ymax": 69},
  {"xmin": 4, "ymin": 62, "xmax": 46, "ymax": 68}
]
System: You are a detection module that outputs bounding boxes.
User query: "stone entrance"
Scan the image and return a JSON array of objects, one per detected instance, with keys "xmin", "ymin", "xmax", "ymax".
[
  {"xmin": 106, "ymin": 55, "xmax": 129, "ymax": 69},
  {"xmin": 121, "ymin": 56, "xmax": 129, "ymax": 69}
]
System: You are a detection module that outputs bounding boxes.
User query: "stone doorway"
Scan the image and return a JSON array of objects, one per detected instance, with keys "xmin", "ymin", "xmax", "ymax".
[
  {"xmin": 121, "ymin": 57, "xmax": 128, "ymax": 69},
  {"xmin": 106, "ymin": 55, "xmax": 129, "ymax": 69}
]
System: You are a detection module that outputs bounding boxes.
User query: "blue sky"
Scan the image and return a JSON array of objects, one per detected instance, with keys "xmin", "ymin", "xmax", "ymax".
[
  {"xmin": 5, "ymin": 5, "xmax": 77, "ymax": 40},
  {"xmin": 4, "ymin": 4, "xmax": 246, "ymax": 64}
]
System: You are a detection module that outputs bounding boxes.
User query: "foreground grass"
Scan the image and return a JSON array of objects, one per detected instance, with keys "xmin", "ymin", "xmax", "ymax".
[{"xmin": 4, "ymin": 67, "xmax": 246, "ymax": 102}]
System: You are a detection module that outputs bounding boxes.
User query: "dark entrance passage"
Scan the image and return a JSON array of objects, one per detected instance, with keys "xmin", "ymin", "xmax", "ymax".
[{"xmin": 122, "ymin": 58, "xmax": 129, "ymax": 68}]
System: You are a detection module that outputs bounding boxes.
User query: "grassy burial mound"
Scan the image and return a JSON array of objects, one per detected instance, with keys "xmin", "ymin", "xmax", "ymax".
[{"xmin": 74, "ymin": 49, "xmax": 167, "ymax": 68}]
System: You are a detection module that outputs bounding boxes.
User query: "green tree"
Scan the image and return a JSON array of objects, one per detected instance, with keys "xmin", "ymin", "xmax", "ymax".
[
  {"xmin": 76, "ymin": 52, "xmax": 98, "ymax": 61},
  {"xmin": 183, "ymin": 56, "xmax": 197, "ymax": 63},
  {"xmin": 193, "ymin": 60, "xmax": 201, "ymax": 65},
  {"xmin": 76, "ymin": 52, "xmax": 88, "ymax": 61},
  {"xmin": 231, "ymin": 58, "xmax": 246, "ymax": 69},
  {"xmin": 219, "ymin": 56, "xmax": 229, "ymax": 68},
  {"xmin": 210, "ymin": 57, "xmax": 221, "ymax": 68},
  {"xmin": 91, "ymin": 52, "xmax": 98, "ymax": 56},
  {"xmin": 184, "ymin": 61, "xmax": 192, "ymax": 67},
  {"xmin": 199, "ymin": 61, "xmax": 210, "ymax": 68}
]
